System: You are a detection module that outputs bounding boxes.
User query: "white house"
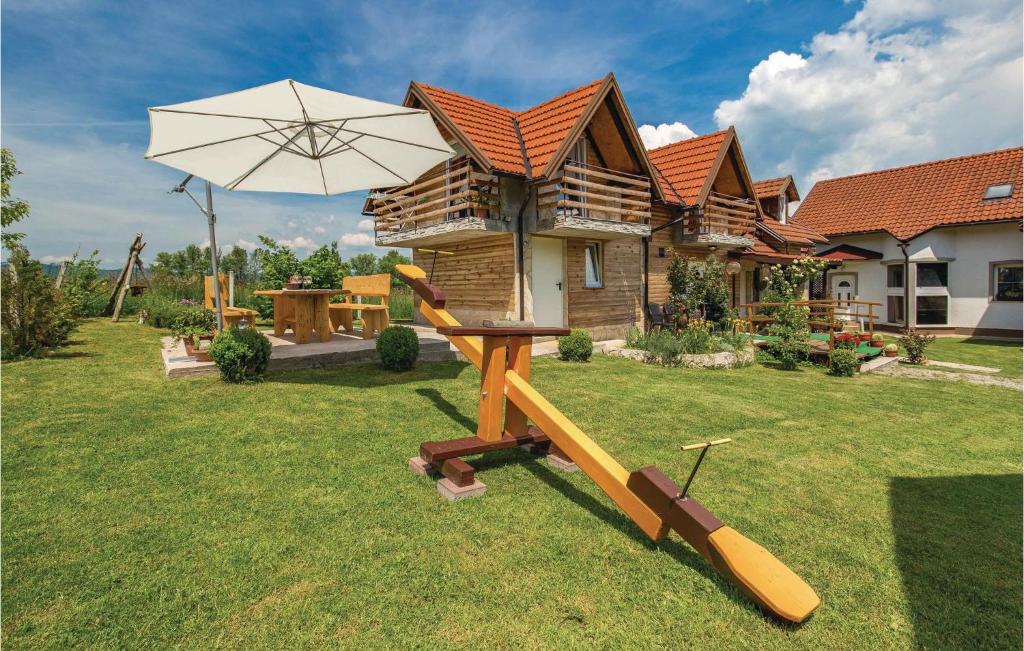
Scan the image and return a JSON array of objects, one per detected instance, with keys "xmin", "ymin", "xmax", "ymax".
[{"xmin": 794, "ymin": 148, "xmax": 1023, "ymax": 338}]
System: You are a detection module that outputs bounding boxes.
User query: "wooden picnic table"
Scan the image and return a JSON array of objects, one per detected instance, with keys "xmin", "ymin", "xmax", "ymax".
[{"xmin": 252, "ymin": 288, "xmax": 346, "ymax": 344}]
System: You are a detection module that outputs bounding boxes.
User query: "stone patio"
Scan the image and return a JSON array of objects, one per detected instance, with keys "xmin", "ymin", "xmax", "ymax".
[{"xmin": 161, "ymin": 325, "xmax": 456, "ymax": 378}]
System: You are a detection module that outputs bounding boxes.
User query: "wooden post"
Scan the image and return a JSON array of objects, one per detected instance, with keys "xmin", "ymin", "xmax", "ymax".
[
  {"xmin": 477, "ymin": 336, "xmax": 506, "ymax": 442},
  {"xmin": 867, "ymin": 302, "xmax": 874, "ymax": 337},
  {"xmin": 105, "ymin": 233, "xmax": 143, "ymax": 316},
  {"xmin": 55, "ymin": 260, "xmax": 68, "ymax": 289},
  {"xmin": 504, "ymin": 336, "xmax": 532, "ymax": 437},
  {"xmin": 110, "ymin": 247, "xmax": 138, "ymax": 322}
]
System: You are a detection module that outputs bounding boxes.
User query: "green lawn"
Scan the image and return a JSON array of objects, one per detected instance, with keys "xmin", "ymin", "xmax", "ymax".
[
  {"xmin": 924, "ymin": 336, "xmax": 1023, "ymax": 378},
  {"xmin": 2, "ymin": 320, "xmax": 1021, "ymax": 649}
]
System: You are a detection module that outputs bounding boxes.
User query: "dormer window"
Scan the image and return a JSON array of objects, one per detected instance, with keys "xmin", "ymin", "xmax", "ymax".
[{"xmin": 983, "ymin": 183, "xmax": 1013, "ymax": 200}]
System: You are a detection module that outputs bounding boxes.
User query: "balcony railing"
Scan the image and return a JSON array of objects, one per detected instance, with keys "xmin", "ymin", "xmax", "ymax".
[
  {"xmin": 371, "ymin": 158, "xmax": 499, "ymax": 235},
  {"xmin": 684, "ymin": 192, "xmax": 757, "ymax": 237},
  {"xmin": 537, "ymin": 161, "xmax": 652, "ymax": 224}
]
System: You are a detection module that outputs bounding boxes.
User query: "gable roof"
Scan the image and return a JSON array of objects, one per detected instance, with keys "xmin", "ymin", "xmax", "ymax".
[
  {"xmin": 758, "ymin": 218, "xmax": 828, "ymax": 245},
  {"xmin": 406, "ymin": 74, "xmax": 659, "ymax": 194},
  {"xmin": 754, "ymin": 175, "xmax": 799, "ymax": 201},
  {"xmin": 646, "ymin": 130, "xmax": 729, "ymax": 205},
  {"xmin": 793, "ymin": 147, "xmax": 1024, "ymax": 241},
  {"xmin": 817, "ymin": 243, "xmax": 883, "ymax": 261}
]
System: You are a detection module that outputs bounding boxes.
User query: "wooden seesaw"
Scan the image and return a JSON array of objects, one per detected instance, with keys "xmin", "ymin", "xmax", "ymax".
[{"xmin": 397, "ymin": 264, "xmax": 820, "ymax": 624}]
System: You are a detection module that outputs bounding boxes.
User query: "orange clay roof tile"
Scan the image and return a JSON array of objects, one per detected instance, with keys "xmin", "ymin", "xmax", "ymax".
[
  {"xmin": 646, "ymin": 130, "xmax": 729, "ymax": 205},
  {"xmin": 759, "ymin": 219, "xmax": 828, "ymax": 244},
  {"xmin": 793, "ymin": 148, "xmax": 1024, "ymax": 240},
  {"xmin": 753, "ymin": 176, "xmax": 799, "ymax": 201},
  {"xmin": 414, "ymin": 78, "xmax": 605, "ymax": 177}
]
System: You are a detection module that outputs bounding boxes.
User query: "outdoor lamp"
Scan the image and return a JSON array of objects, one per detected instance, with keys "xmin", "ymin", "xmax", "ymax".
[{"xmin": 726, "ymin": 261, "xmax": 742, "ymax": 275}]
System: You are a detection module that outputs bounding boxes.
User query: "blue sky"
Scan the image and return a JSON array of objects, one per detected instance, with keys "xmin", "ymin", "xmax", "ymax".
[{"xmin": 2, "ymin": 0, "xmax": 1021, "ymax": 265}]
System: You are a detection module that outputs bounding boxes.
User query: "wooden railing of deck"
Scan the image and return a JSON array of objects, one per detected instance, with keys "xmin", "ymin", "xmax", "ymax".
[
  {"xmin": 683, "ymin": 191, "xmax": 757, "ymax": 236},
  {"xmin": 537, "ymin": 161, "xmax": 652, "ymax": 224},
  {"xmin": 737, "ymin": 299, "xmax": 883, "ymax": 354},
  {"xmin": 371, "ymin": 158, "xmax": 499, "ymax": 234}
]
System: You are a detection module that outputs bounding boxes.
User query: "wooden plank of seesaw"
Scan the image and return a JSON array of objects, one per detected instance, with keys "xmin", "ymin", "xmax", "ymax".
[
  {"xmin": 503, "ymin": 369, "xmax": 667, "ymax": 542},
  {"xmin": 420, "ymin": 302, "xmax": 483, "ymax": 369}
]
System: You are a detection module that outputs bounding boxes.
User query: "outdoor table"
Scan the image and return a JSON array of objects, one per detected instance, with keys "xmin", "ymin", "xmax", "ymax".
[{"xmin": 252, "ymin": 288, "xmax": 346, "ymax": 344}]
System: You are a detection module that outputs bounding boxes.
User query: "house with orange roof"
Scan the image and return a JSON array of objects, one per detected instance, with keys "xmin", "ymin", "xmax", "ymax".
[
  {"xmin": 365, "ymin": 73, "xmax": 823, "ymax": 337},
  {"xmin": 793, "ymin": 147, "xmax": 1023, "ymax": 337}
]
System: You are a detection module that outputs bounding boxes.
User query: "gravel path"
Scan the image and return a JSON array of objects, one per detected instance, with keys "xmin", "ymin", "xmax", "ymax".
[{"xmin": 873, "ymin": 363, "xmax": 1023, "ymax": 390}]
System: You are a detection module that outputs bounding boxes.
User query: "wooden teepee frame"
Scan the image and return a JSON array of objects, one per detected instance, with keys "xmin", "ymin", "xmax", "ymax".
[{"xmin": 106, "ymin": 232, "xmax": 150, "ymax": 322}]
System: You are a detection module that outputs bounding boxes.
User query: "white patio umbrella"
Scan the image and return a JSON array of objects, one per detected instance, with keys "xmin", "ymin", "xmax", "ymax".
[{"xmin": 144, "ymin": 79, "xmax": 455, "ymax": 327}]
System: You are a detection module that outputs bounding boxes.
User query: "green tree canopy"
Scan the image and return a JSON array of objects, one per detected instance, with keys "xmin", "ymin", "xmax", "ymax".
[
  {"xmin": 348, "ymin": 252, "xmax": 378, "ymax": 277},
  {"xmin": 376, "ymin": 249, "xmax": 411, "ymax": 285},
  {"xmin": 1, "ymin": 148, "xmax": 30, "ymax": 249},
  {"xmin": 300, "ymin": 242, "xmax": 348, "ymax": 289}
]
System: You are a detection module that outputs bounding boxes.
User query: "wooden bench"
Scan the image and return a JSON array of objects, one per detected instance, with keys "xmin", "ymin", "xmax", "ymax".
[
  {"xmin": 204, "ymin": 275, "xmax": 260, "ymax": 328},
  {"xmin": 329, "ymin": 273, "xmax": 391, "ymax": 339}
]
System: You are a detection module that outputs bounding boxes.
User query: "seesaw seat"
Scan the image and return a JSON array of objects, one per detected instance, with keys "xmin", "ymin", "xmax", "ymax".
[{"xmin": 707, "ymin": 526, "xmax": 820, "ymax": 623}]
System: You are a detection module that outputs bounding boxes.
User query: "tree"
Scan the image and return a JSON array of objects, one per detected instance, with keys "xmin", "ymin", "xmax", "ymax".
[
  {"xmin": 1, "ymin": 245, "xmax": 77, "ymax": 358},
  {"xmin": 1, "ymin": 148, "xmax": 30, "ymax": 248},
  {"xmin": 219, "ymin": 246, "xmax": 252, "ymax": 283},
  {"xmin": 301, "ymin": 242, "xmax": 348, "ymax": 289},
  {"xmin": 666, "ymin": 254, "xmax": 733, "ymax": 329},
  {"xmin": 252, "ymin": 235, "xmax": 300, "ymax": 289},
  {"xmin": 151, "ymin": 243, "xmax": 211, "ymax": 279},
  {"xmin": 376, "ymin": 249, "xmax": 411, "ymax": 285},
  {"xmin": 348, "ymin": 252, "xmax": 378, "ymax": 277}
]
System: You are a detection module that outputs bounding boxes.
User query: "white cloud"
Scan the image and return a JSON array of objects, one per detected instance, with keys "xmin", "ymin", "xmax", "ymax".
[
  {"xmin": 233, "ymin": 239, "xmax": 258, "ymax": 252},
  {"xmin": 276, "ymin": 236, "xmax": 318, "ymax": 250},
  {"xmin": 714, "ymin": 0, "xmax": 1023, "ymax": 192},
  {"xmin": 40, "ymin": 255, "xmax": 72, "ymax": 263},
  {"xmin": 312, "ymin": 225, "xmax": 326, "ymax": 234},
  {"xmin": 637, "ymin": 122, "xmax": 698, "ymax": 149},
  {"xmin": 356, "ymin": 218, "xmax": 375, "ymax": 231},
  {"xmin": 340, "ymin": 232, "xmax": 374, "ymax": 247}
]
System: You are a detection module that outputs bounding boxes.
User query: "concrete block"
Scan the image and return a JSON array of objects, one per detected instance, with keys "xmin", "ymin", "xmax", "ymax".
[
  {"xmin": 437, "ymin": 478, "xmax": 487, "ymax": 501},
  {"xmin": 547, "ymin": 454, "xmax": 579, "ymax": 472},
  {"xmin": 408, "ymin": 456, "xmax": 437, "ymax": 477}
]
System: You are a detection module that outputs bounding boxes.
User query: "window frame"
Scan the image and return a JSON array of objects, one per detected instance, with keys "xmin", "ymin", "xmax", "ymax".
[
  {"xmin": 990, "ymin": 260, "xmax": 1023, "ymax": 303},
  {"xmin": 983, "ymin": 183, "xmax": 1014, "ymax": 200},
  {"xmin": 916, "ymin": 262, "xmax": 949, "ymax": 289},
  {"xmin": 583, "ymin": 242, "xmax": 603, "ymax": 289},
  {"xmin": 915, "ymin": 295, "xmax": 949, "ymax": 326}
]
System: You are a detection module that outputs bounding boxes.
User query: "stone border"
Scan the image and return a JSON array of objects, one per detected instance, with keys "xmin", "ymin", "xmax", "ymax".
[{"xmin": 605, "ymin": 343, "xmax": 756, "ymax": 369}]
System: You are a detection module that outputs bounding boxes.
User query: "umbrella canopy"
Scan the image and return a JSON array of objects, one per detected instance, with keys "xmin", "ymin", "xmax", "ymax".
[{"xmin": 145, "ymin": 79, "xmax": 455, "ymax": 195}]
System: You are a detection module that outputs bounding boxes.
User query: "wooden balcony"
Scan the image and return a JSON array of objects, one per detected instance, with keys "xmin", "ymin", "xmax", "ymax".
[
  {"xmin": 371, "ymin": 158, "xmax": 502, "ymax": 247},
  {"xmin": 675, "ymin": 192, "xmax": 756, "ymax": 248},
  {"xmin": 536, "ymin": 161, "xmax": 652, "ymax": 239}
]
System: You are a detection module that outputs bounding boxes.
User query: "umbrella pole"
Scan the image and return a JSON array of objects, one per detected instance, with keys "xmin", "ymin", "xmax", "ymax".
[{"xmin": 205, "ymin": 180, "xmax": 224, "ymax": 331}]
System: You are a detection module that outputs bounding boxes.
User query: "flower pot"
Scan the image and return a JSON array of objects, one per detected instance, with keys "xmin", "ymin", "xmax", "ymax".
[
  {"xmin": 870, "ymin": 340, "xmax": 884, "ymax": 348},
  {"xmin": 184, "ymin": 334, "xmax": 214, "ymax": 362},
  {"xmin": 858, "ymin": 334, "xmax": 872, "ymax": 343},
  {"xmin": 884, "ymin": 349, "xmax": 898, "ymax": 357}
]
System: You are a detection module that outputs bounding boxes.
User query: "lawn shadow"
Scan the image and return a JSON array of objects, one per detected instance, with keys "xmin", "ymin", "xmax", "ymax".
[
  {"xmin": 415, "ymin": 388, "xmax": 475, "ymax": 433},
  {"xmin": 957, "ymin": 337, "xmax": 1023, "ymax": 348},
  {"xmin": 266, "ymin": 360, "xmax": 470, "ymax": 388},
  {"xmin": 521, "ymin": 460, "xmax": 761, "ymax": 618},
  {"xmin": 890, "ymin": 474, "xmax": 1023, "ymax": 650}
]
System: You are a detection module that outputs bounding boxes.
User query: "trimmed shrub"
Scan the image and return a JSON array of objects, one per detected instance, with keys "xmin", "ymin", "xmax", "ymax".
[
  {"xmin": 376, "ymin": 325, "xmax": 419, "ymax": 371},
  {"xmin": 898, "ymin": 328, "xmax": 934, "ymax": 364},
  {"xmin": 558, "ymin": 328, "xmax": 593, "ymax": 362},
  {"xmin": 210, "ymin": 326, "xmax": 272, "ymax": 382},
  {"xmin": 678, "ymin": 319, "xmax": 713, "ymax": 354},
  {"xmin": 829, "ymin": 348, "xmax": 858, "ymax": 377}
]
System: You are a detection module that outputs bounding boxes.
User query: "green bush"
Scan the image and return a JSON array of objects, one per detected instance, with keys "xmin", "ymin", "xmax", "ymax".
[
  {"xmin": 898, "ymin": 328, "xmax": 934, "ymax": 364},
  {"xmin": 678, "ymin": 319, "xmax": 713, "ymax": 354},
  {"xmin": 376, "ymin": 325, "xmax": 419, "ymax": 371},
  {"xmin": 210, "ymin": 326, "xmax": 272, "ymax": 382},
  {"xmin": 625, "ymin": 326, "xmax": 647, "ymax": 349},
  {"xmin": 642, "ymin": 328, "xmax": 685, "ymax": 366},
  {"xmin": 170, "ymin": 307, "xmax": 216, "ymax": 345},
  {"xmin": 131, "ymin": 295, "xmax": 196, "ymax": 328},
  {"xmin": 765, "ymin": 301, "xmax": 810, "ymax": 370},
  {"xmin": 558, "ymin": 328, "xmax": 593, "ymax": 362},
  {"xmin": 829, "ymin": 348, "xmax": 858, "ymax": 376},
  {"xmin": 1, "ymin": 246, "xmax": 78, "ymax": 359}
]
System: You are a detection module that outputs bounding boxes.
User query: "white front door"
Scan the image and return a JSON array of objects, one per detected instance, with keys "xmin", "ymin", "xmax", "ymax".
[
  {"xmin": 532, "ymin": 237, "xmax": 564, "ymax": 327},
  {"xmin": 831, "ymin": 273, "xmax": 857, "ymax": 302}
]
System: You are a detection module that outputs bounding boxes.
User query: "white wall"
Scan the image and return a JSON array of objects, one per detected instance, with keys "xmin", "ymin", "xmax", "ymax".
[{"xmin": 825, "ymin": 222, "xmax": 1022, "ymax": 332}]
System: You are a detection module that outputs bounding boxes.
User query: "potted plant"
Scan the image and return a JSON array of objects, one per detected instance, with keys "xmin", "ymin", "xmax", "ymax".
[
  {"xmin": 171, "ymin": 308, "xmax": 217, "ymax": 362},
  {"xmin": 898, "ymin": 328, "xmax": 935, "ymax": 365},
  {"xmin": 884, "ymin": 343, "xmax": 899, "ymax": 357},
  {"xmin": 856, "ymin": 331, "xmax": 872, "ymax": 343},
  {"xmin": 870, "ymin": 333, "xmax": 885, "ymax": 348}
]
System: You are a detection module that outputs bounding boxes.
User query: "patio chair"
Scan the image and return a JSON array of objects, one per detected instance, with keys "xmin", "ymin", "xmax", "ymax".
[
  {"xmin": 647, "ymin": 302, "xmax": 667, "ymax": 331},
  {"xmin": 329, "ymin": 273, "xmax": 391, "ymax": 339},
  {"xmin": 662, "ymin": 303, "xmax": 681, "ymax": 332},
  {"xmin": 203, "ymin": 275, "xmax": 260, "ymax": 328}
]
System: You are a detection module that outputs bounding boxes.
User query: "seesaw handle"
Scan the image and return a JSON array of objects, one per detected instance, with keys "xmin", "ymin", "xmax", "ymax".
[{"xmin": 681, "ymin": 438, "xmax": 732, "ymax": 452}]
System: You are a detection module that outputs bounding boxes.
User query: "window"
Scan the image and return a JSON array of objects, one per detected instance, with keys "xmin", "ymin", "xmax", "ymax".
[
  {"xmin": 993, "ymin": 263, "xmax": 1023, "ymax": 301},
  {"xmin": 887, "ymin": 296, "xmax": 905, "ymax": 324},
  {"xmin": 887, "ymin": 264, "xmax": 904, "ymax": 288},
  {"xmin": 983, "ymin": 183, "xmax": 1013, "ymax": 200},
  {"xmin": 916, "ymin": 295, "xmax": 948, "ymax": 325},
  {"xmin": 916, "ymin": 262, "xmax": 948, "ymax": 288},
  {"xmin": 583, "ymin": 243, "xmax": 602, "ymax": 288}
]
